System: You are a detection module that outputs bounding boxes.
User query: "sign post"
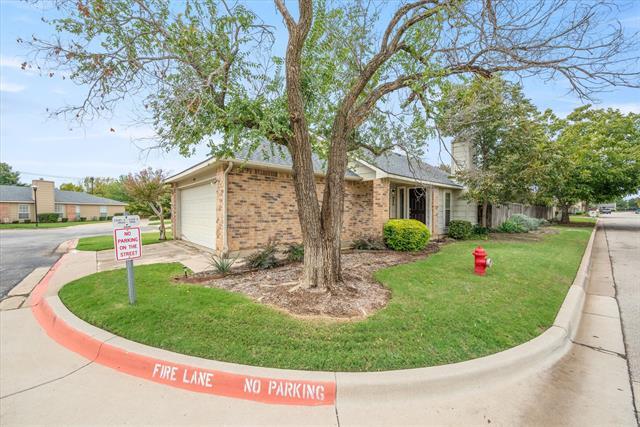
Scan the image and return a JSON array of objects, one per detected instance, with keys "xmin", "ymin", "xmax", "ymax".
[{"xmin": 112, "ymin": 215, "xmax": 142, "ymax": 305}]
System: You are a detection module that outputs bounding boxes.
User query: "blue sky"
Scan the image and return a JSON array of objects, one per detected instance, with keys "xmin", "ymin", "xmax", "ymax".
[{"xmin": 1, "ymin": 1, "xmax": 639, "ymax": 187}]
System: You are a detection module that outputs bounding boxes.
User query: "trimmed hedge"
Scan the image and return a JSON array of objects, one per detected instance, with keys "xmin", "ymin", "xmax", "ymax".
[
  {"xmin": 383, "ymin": 219, "xmax": 430, "ymax": 251},
  {"xmin": 37, "ymin": 213, "xmax": 60, "ymax": 223},
  {"xmin": 448, "ymin": 220, "xmax": 473, "ymax": 240}
]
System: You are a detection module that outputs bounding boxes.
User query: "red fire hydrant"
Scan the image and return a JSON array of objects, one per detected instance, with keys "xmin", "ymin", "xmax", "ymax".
[{"xmin": 472, "ymin": 246, "xmax": 492, "ymax": 276}]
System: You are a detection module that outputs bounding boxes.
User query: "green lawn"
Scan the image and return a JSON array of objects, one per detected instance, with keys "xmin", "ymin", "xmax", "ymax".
[
  {"xmin": 75, "ymin": 230, "xmax": 173, "ymax": 251},
  {"xmin": 60, "ymin": 227, "xmax": 591, "ymax": 371},
  {"xmin": 569, "ymin": 215, "xmax": 597, "ymax": 224},
  {"xmin": 0, "ymin": 220, "xmax": 110, "ymax": 229}
]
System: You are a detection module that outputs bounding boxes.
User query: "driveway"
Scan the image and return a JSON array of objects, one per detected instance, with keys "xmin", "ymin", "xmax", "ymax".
[{"xmin": 0, "ymin": 221, "xmax": 157, "ymax": 297}]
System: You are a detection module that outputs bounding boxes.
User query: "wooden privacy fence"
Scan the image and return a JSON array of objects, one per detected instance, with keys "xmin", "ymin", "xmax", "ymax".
[{"xmin": 490, "ymin": 203, "xmax": 556, "ymax": 228}]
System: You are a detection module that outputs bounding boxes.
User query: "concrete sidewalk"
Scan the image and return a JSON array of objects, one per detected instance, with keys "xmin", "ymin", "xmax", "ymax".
[{"xmin": 1, "ymin": 226, "xmax": 637, "ymax": 425}]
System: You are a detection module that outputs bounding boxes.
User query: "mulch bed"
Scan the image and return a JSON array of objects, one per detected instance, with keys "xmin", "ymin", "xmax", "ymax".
[{"xmin": 175, "ymin": 243, "xmax": 441, "ymax": 320}]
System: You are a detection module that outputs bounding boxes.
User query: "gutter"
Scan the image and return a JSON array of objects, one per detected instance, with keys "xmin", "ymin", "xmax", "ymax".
[{"xmin": 222, "ymin": 161, "xmax": 233, "ymax": 254}]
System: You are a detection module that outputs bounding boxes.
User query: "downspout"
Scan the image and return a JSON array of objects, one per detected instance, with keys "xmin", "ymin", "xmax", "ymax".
[{"xmin": 222, "ymin": 161, "xmax": 233, "ymax": 254}]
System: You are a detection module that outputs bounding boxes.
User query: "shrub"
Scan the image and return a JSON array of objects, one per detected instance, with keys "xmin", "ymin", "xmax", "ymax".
[
  {"xmin": 99, "ymin": 216, "xmax": 108, "ymax": 221},
  {"xmin": 208, "ymin": 253, "xmax": 238, "ymax": 274},
  {"xmin": 23, "ymin": 219, "xmax": 32, "ymax": 224},
  {"xmin": 447, "ymin": 220, "xmax": 474, "ymax": 240},
  {"xmin": 383, "ymin": 219, "xmax": 430, "ymax": 251},
  {"xmin": 498, "ymin": 219, "xmax": 527, "ymax": 233},
  {"xmin": 246, "ymin": 242, "xmax": 278, "ymax": 269},
  {"xmin": 472, "ymin": 224, "xmax": 490, "ymax": 237},
  {"xmin": 352, "ymin": 236, "xmax": 387, "ymax": 250},
  {"xmin": 285, "ymin": 243, "xmax": 304, "ymax": 262},
  {"xmin": 80, "ymin": 217, "xmax": 87, "ymax": 222},
  {"xmin": 11, "ymin": 220, "xmax": 19, "ymax": 224},
  {"xmin": 509, "ymin": 213, "xmax": 541, "ymax": 231},
  {"xmin": 38, "ymin": 213, "xmax": 60, "ymax": 223},
  {"xmin": 61, "ymin": 218, "xmax": 68, "ymax": 223},
  {"xmin": 106, "ymin": 216, "xmax": 113, "ymax": 220}
]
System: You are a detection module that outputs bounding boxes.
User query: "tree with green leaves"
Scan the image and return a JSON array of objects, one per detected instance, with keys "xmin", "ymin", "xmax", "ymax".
[
  {"xmin": 59, "ymin": 182, "xmax": 84, "ymax": 192},
  {"xmin": 437, "ymin": 76, "xmax": 546, "ymax": 226},
  {"xmin": 536, "ymin": 107, "xmax": 640, "ymax": 223},
  {"xmin": 0, "ymin": 163, "xmax": 23, "ymax": 186},
  {"xmin": 123, "ymin": 168, "xmax": 170, "ymax": 240},
  {"xmin": 29, "ymin": 0, "xmax": 639, "ymax": 290}
]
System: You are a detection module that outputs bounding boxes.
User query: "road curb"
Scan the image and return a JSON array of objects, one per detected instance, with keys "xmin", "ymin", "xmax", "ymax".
[{"xmin": 30, "ymin": 226, "xmax": 597, "ymax": 406}]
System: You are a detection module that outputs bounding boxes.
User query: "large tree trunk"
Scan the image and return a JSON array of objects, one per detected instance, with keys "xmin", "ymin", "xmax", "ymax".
[
  {"xmin": 481, "ymin": 201, "xmax": 489, "ymax": 228},
  {"xmin": 560, "ymin": 204, "xmax": 571, "ymax": 224},
  {"xmin": 279, "ymin": 0, "xmax": 341, "ymax": 291}
]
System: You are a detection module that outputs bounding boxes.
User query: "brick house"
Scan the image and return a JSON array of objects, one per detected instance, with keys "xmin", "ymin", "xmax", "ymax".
[
  {"xmin": 166, "ymin": 143, "xmax": 478, "ymax": 254},
  {"xmin": 0, "ymin": 179, "xmax": 127, "ymax": 223}
]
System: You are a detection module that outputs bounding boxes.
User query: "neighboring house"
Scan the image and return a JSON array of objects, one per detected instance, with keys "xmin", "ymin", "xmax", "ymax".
[
  {"xmin": 166, "ymin": 142, "xmax": 477, "ymax": 254},
  {"xmin": 0, "ymin": 179, "xmax": 127, "ymax": 223}
]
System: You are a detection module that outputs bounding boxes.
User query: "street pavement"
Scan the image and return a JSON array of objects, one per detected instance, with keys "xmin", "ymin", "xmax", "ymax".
[
  {"xmin": 600, "ymin": 211, "xmax": 640, "ymax": 419},
  {"xmin": 0, "ymin": 215, "xmax": 637, "ymax": 425},
  {"xmin": 0, "ymin": 220, "xmax": 157, "ymax": 297}
]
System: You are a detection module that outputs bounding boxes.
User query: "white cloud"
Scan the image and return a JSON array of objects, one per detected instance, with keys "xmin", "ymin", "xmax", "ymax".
[
  {"xmin": 0, "ymin": 55, "xmax": 24, "ymax": 69},
  {"xmin": 0, "ymin": 80, "xmax": 26, "ymax": 93}
]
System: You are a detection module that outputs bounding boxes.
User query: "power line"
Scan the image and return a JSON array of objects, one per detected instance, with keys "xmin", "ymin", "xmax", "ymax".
[{"xmin": 18, "ymin": 171, "xmax": 85, "ymax": 180}]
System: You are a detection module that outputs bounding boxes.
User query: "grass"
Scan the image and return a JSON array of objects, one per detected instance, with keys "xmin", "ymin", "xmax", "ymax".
[
  {"xmin": 59, "ymin": 227, "xmax": 591, "ymax": 372},
  {"xmin": 76, "ymin": 230, "xmax": 173, "ymax": 251},
  {"xmin": 569, "ymin": 215, "xmax": 597, "ymax": 224},
  {"xmin": 0, "ymin": 220, "xmax": 110, "ymax": 229}
]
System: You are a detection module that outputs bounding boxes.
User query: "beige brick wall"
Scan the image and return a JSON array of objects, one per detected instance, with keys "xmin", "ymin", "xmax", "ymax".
[
  {"xmin": 62, "ymin": 204, "xmax": 124, "ymax": 221},
  {"xmin": 226, "ymin": 168, "xmax": 374, "ymax": 251},
  {"xmin": 0, "ymin": 202, "xmax": 35, "ymax": 223}
]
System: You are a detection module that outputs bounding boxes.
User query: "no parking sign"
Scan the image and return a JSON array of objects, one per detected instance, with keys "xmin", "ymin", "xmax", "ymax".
[{"xmin": 112, "ymin": 214, "xmax": 141, "ymax": 304}]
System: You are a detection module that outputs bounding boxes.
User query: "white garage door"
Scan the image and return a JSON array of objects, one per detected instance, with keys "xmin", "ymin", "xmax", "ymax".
[{"xmin": 180, "ymin": 182, "xmax": 217, "ymax": 250}]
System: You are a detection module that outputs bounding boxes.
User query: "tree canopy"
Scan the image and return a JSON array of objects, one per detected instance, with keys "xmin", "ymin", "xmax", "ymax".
[
  {"xmin": 535, "ymin": 107, "xmax": 640, "ymax": 221},
  {"xmin": 0, "ymin": 163, "xmax": 24, "ymax": 186}
]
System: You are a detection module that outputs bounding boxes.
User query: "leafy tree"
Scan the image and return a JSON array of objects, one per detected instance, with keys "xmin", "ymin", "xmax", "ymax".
[
  {"xmin": 82, "ymin": 176, "xmax": 130, "ymax": 202},
  {"xmin": 437, "ymin": 76, "xmax": 545, "ymax": 226},
  {"xmin": 536, "ymin": 107, "xmax": 640, "ymax": 223},
  {"xmin": 59, "ymin": 182, "xmax": 84, "ymax": 192},
  {"xmin": 0, "ymin": 163, "xmax": 23, "ymax": 185},
  {"xmin": 30, "ymin": 0, "xmax": 639, "ymax": 290},
  {"xmin": 123, "ymin": 168, "xmax": 170, "ymax": 240}
]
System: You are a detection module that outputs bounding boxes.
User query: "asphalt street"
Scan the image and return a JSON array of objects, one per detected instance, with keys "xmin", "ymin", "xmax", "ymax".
[
  {"xmin": 602, "ymin": 212, "xmax": 640, "ymax": 417},
  {"xmin": 0, "ymin": 221, "xmax": 156, "ymax": 297}
]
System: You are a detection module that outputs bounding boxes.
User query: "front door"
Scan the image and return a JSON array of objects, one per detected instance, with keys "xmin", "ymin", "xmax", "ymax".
[{"xmin": 409, "ymin": 188, "xmax": 426, "ymax": 224}]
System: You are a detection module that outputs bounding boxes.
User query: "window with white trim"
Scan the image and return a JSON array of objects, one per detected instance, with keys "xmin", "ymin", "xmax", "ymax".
[
  {"xmin": 75, "ymin": 205, "xmax": 81, "ymax": 219},
  {"xmin": 444, "ymin": 192, "xmax": 452, "ymax": 226},
  {"xmin": 18, "ymin": 204, "xmax": 30, "ymax": 220},
  {"xmin": 55, "ymin": 204, "xmax": 64, "ymax": 217},
  {"xmin": 100, "ymin": 206, "xmax": 108, "ymax": 216}
]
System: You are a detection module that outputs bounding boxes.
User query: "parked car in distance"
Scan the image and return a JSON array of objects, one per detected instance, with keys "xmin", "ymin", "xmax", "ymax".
[
  {"xmin": 635, "ymin": 208, "xmax": 640, "ymax": 214},
  {"xmin": 599, "ymin": 207, "xmax": 612, "ymax": 214}
]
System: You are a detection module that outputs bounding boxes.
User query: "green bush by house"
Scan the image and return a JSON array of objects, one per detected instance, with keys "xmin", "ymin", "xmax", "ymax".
[
  {"xmin": 447, "ymin": 220, "xmax": 474, "ymax": 239},
  {"xmin": 37, "ymin": 213, "xmax": 61, "ymax": 223},
  {"xmin": 383, "ymin": 219, "xmax": 430, "ymax": 251}
]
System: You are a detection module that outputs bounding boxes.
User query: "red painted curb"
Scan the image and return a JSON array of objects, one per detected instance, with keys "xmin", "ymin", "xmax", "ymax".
[{"xmin": 30, "ymin": 255, "xmax": 335, "ymax": 406}]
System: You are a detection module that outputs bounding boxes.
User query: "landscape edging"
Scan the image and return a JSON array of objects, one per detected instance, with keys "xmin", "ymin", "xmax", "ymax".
[{"xmin": 31, "ymin": 225, "xmax": 597, "ymax": 406}]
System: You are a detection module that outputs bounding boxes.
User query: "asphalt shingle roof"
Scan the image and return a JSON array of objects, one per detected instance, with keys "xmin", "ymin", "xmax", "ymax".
[
  {"xmin": 366, "ymin": 151, "xmax": 461, "ymax": 187},
  {"xmin": 0, "ymin": 185, "xmax": 127, "ymax": 205},
  {"xmin": 0, "ymin": 185, "xmax": 32, "ymax": 202},
  {"xmin": 226, "ymin": 141, "xmax": 359, "ymax": 177}
]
